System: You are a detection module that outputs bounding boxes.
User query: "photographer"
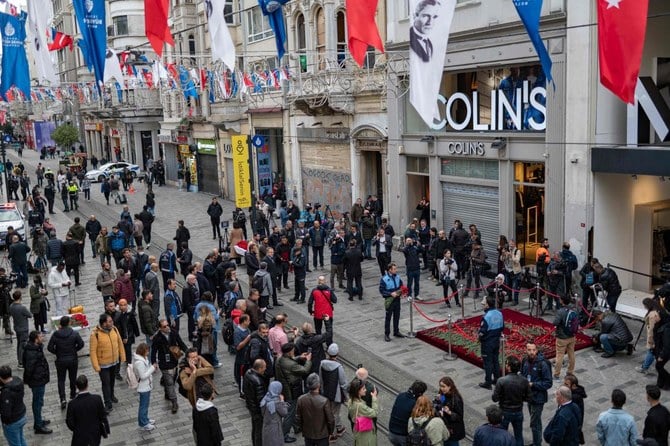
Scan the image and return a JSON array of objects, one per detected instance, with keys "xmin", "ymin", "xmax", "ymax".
[
  {"xmin": 439, "ymin": 249, "xmax": 460, "ymax": 307},
  {"xmin": 463, "ymin": 241, "xmax": 487, "ymax": 301},
  {"xmin": 545, "ymin": 252, "xmax": 567, "ymax": 312},
  {"xmin": 0, "ymin": 268, "xmax": 15, "ymax": 335}
]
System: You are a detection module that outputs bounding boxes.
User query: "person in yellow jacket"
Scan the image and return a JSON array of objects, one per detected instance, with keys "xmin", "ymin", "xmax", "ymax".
[
  {"xmin": 90, "ymin": 313, "xmax": 126, "ymax": 413},
  {"xmin": 67, "ymin": 181, "xmax": 80, "ymax": 211}
]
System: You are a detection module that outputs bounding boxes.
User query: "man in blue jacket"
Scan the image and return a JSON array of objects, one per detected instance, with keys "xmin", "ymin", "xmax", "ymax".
[
  {"xmin": 520, "ymin": 341, "xmax": 553, "ymax": 446},
  {"xmin": 387, "ymin": 380, "xmax": 427, "ymax": 445},
  {"xmin": 479, "ymin": 296, "xmax": 504, "ymax": 389},
  {"xmin": 380, "ymin": 263, "xmax": 405, "ymax": 342},
  {"xmin": 543, "ymin": 386, "xmax": 581, "ymax": 446}
]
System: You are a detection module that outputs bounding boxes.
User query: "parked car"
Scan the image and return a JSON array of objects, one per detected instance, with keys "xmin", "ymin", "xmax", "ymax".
[
  {"xmin": 85, "ymin": 161, "xmax": 141, "ymax": 182},
  {"xmin": 0, "ymin": 203, "xmax": 26, "ymax": 248}
]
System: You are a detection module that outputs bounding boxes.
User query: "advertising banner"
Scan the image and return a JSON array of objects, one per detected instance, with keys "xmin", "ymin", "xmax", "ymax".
[{"xmin": 231, "ymin": 135, "xmax": 252, "ymax": 208}]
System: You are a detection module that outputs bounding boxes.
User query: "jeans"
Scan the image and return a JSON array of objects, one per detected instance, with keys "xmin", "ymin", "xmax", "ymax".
[
  {"xmin": 507, "ymin": 272, "xmax": 520, "ymax": 303},
  {"xmin": 16, "ymin": 330, "xmax": 28, "ymax": 366},
  {"xmin": 312, "ymin": 246, "xmax": 324, "ymax": 268},
  {"xmin": 138, "ymin": 391, "xmax": 151, "ymax": 427},
  {"xmin": 364, "ymin": 239, "xmax": 372, "ymax": 258},
  {"xmin": 56, "ymin": 360, "xmax": 78, "ymax": 401},
  {"xmin": 482, "ymin": 345, "xmax": 500, "ymax": 385},
  {"xmin": 11, "ymin": 263, "xmax": 27, "ymax": 288},
  {"xmin": 444, "ymin": 440, "xmax": 460, "ymax": 446},
  {"xmin": 31, "ymin": 385, "xmax": 46, "ymax": 428},
  {"xmin": 642, "ymin": 348, "xmax": 656, "ymax": 370},
  {"xmin": 501, "ymin": 409, "xmax": 524, "ymax": 446},
  {"xmin": 528, "ymin": 403, "xmax": 544, "ymax": 446},
  {"xmin": 2, "ymin": 414, "xmax": 27, "ymax": 446},
  {"xmin": 90, "ymin": 239, "xmax": 97, "ymax": 257},
  {"xmin": 282, "ymin": 398, "xmax": 298, "ymax": 435},
  {"xmin": 99, "ymin": 365, "xmax": 117, "ymax": 408},
  {"xmin": 407, "ymin": 269, "xmax": 420, "ymax": 297},
  {"xmin": 384, "ymin": 297, "xmax": 401, "ymax": 336},
  {"xmin": 600, "ymin": 333, "xmax": 627, "ymax": 355}
]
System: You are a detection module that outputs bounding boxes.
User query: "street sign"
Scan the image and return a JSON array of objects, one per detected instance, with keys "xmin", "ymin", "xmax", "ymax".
[
  {"xmin": 2, "ymin": 134, "xmax": 11, "ymax": 143},
  {"xmin": 251, "ymin": 135, "xmax": 265, "ymax": 148}
]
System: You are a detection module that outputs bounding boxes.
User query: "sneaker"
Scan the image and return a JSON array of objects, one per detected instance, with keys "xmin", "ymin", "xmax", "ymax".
[
  {"xmin": 142, "ymin": 424, "xmax": 155, "ymax": 431},
  {"xmin": 414, "ymin": 295, "xmax": 423, "ymax": 301},
  {"xmin": 635, "ymin": 366, "xmax": 650, "ymax": 375},
  {"xmin": 17, "ymin": 364, "xmax": 23, "ymax": 370},
  {"xmin": 213, "ymin": 363, "xmax": 222, "ymax": 369},
  {"xmin": 149, "ymin": 419, "xmax": 155, "ymax": 424}
]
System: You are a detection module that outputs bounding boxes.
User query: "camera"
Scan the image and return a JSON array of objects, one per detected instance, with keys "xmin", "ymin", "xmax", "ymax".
[
  {"xmin": 432, "ymin": 397, "xmax": 444, "ymax": 415},
  {"xmin": 221, "ymin": 220, "xmax": 229, "ymax": 229},
  {"xmin": 447, "ymin": 259, "xmax": 454, "ymax": 265},
  {"xmin": 314, "ymin": 203, "xmax": 322, "ymax": 209}
]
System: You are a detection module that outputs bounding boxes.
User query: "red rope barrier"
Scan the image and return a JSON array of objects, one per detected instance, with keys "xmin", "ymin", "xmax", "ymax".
[
  {"xmin": 414, "ymin": 290, "xmax": 460, "ymax": 305},
  {"xmin": 412, "ymin": 302, "xmax": 451, "ymax": 324}
]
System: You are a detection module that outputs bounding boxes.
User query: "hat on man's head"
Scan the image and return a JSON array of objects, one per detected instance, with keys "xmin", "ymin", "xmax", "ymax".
[
  {"xmin": 327, "ymin": 343, "xmax": 339, "ymax": 356},
  {"xmin": 306, "ymin": 373, "xmax": 320, "ymax": 390}
]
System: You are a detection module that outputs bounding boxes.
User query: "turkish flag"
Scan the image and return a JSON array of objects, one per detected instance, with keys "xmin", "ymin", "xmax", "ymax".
[
  {"xmin": 144, "ymin": 0, "xmax": 174, "ymax": 57},
  {"xmin": 597, "ymin": 0, "xmax": 649, "ymax": 104},
  {"xmin": 345, "ymin": 0, "xmax": 384, "ymax": 67}
]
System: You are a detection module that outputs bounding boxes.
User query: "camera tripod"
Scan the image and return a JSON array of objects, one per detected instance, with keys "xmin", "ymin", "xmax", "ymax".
[{"xmin": 219, "ymin": 227, "xmax": 230, "ymax": 252}]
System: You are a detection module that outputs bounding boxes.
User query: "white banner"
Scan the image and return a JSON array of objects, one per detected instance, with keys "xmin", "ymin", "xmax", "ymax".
[
  {"xmin": 103, "ymin": 47, "xmax": 124, "ymax": 83},
  {"xmin": 27, "ymin": 0, "xmax": 59, "ymax": 86},
  {"xmin": 207, "ymin": 0, "xmax": 236, "ymax": 69},
  {"xmin": 409, "ymin": 0, "xmax": 456, "ymax": 127}
]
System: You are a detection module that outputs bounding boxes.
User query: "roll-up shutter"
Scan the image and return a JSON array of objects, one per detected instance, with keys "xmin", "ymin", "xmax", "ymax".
[
  {"xmin": 442, "ymin": 182, "xmax": 499, "ymax": 270},
  {"xmin": 198, "ymin": 153, "xmax": 220, "ymax": 194}
]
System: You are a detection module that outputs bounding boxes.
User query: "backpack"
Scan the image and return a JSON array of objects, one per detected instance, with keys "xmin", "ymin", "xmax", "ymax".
[
  {"xmin": 126, "ymin": 362, "xmax": 139, "ymax": 389},
  {"xmin": 565, "ymin": 309, "xmax": 580, "ymax": 336},
  {"xmin": 406, "ymin": 419, "xmax": 430, "ymax": 446},
  {"xmin": 222, "ymin": 319, "xmax": 235, "ymax": 346},
  {"xmin": 252, "ymin": 274, "xmax": 264, "ymax": 293}
]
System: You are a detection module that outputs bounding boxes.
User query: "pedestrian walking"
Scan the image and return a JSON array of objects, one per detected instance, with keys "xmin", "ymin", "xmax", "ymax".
[
  {"xmin": 174, "ymin": 220, "xmax": 190, "ymax": 258},
  {"xmin": 318, "ymin": 343, "xmax": 348, "ymax": 439},
  {"xmin": 637, "ymin": 298, "xmax": 666, "ymax": 375},
  {"xmin": 193, "ymin": 383, "xmax": 224, "ymax": 445},
  {"xmin": 553, "ymin": 294, "xmax": 578, "ymax": 379},
  {"xmin": 133, "ymin": 342, "xmax": 157, "ymax": 431},
  {"xmin": 178, "ymin": 348, "xmax": 216, "ymax": 408},
  {"xmin": 22, "ymin": 330, "xmax": 52, "ymax": 434},
  {"xmin": 261, "ymin": 381, "xmax": 290, "ymax": 446},
  {"xmin": 138, "ymin": 290, "xmax": 158, "ymax": 346},
  {"xmin": 244, "ymin": 359, "xmax": 269, "ymax": 446},
  {"xmin": 62, "ymin": 232, "xmax": 81, "ymax": 286},
  {"xmin": 66, "ymin": 375, "xmax": 110, "ymax": 446},
  {"xmin": 101, "ymin": 178, "xmax": 111, "ymax": 205},
  {"xmin": 95, "ymin": 227, "xmax": 111, "ymax": 266},
  {"xmin": 90, "ymin": 313, "xmax": 126, "ymax": 413},
  {"xmin": 8, "ymin": 235, "xmax": 30, "ymax": 288},
  {"xmin": 0, "ymin": 365, "xmax": 28, "ymax": 446},
  {"xmin": 85, "ymin": 215, "xmax": 102, "ymax": 258},
  {"xmin": 151, "ymin": 319, "xmax": 187, "ymax": 414},
  {"xmin": 595, "ymin": 389, "xmax": 638, "ymax": 446},
  {"xmin": 47, "ymin": 315, "xmax": 84, "ymax": 409},
  {"xmin": 159, "ymin": 243, "xmax": 177, "ymax": 291}
]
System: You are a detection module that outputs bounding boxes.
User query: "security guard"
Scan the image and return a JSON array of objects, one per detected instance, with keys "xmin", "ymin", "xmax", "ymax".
[{"xmin": 67, "ymin": 180, "xmax": 80, "ymax": 211}]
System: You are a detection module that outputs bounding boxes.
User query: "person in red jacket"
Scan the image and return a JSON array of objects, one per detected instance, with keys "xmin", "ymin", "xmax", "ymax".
[
  {"xmin": 113, "ymin": 270, "xmax": 135, "ymax": 310},
  {"xmin": 307, "ymin": 276, "xmax": 337, "ymax": 335}
]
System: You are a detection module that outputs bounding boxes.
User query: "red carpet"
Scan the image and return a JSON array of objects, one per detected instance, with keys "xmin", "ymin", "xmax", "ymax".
[{"xmin": 416, "ymin": 309, "xmax": 595, "ymax": 369}]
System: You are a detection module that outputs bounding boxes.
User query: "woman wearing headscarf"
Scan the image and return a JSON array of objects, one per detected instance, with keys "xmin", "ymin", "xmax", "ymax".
[{"xmin": 261, "ymin": 381, "xmax": 289, "ymax": 446}]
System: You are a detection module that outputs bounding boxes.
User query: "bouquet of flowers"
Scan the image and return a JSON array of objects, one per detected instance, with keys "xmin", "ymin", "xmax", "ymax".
[
  {"xmin": 69, "ymin": 313, "xmax": 89, "ymax": 328},
  {"xmin": 400, "ymin": 285, "xmax": 409, "ymax": 297}
]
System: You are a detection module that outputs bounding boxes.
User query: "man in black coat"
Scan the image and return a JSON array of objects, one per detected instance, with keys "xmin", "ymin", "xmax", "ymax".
[
  {"xmin": 85, "ymin": 215, "xmax": 102, "ymax": 259},
  {"xmin": 66, "ymin": 375, "xmax": 109, "ymax": 446},
  {"xmin": 62, "ymin": 233, "xmax": 81, "ymax": 286},
  {"xmin": 47, "ymin": 315, "xmax": 84, "ymax": 408},
  {"xmin": 543, "ymin": 385, "xmax": 581, "ymax": 446},
  {"xmin": 262, "ymin": 247, "xmax": 282, "ymax": 308},
  {"xmin": 174, "ymin": 220, "xmax": 191, "ymax": 258},
  {"xmin": 0, "ymin": 365, "xmax": 28, "ymax": 444},
  {"xmin": 243, "ymin": 359, "xmax": 269, "ymax": 446},
  {"xmin": 22, "ymin": 330, "xmax": 52, "ymax": 434},
  {"xmin": 192, "ymin": 383, "xmax": 224, "ymax": 445},
  {"xmin": 151, "ymin": 319, "xmax": 188, "ymax": 414},
  {"xmin": 643, "ymin": 384, "xmax": 670, "ymax": 446},
  {"xmin": 343, "ymin": 239, "xmax": 364, "ymax": 301},
  {"xmin": 207, "ymin": 197, "xmax": 223, "ymax": 240}
]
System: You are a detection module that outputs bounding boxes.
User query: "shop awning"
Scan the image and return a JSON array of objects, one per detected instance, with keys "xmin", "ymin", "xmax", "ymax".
[{"xmin": 592, "ymin": 146, "xmax": 670, "ymax": 175}]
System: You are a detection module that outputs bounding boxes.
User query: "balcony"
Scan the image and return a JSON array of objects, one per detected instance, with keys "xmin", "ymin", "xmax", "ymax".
[{"xmin": 287, "ymin": 54, "xmax": 386, "ymax": 116}]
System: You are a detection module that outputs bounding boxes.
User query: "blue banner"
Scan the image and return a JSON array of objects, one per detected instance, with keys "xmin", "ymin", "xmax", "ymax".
[
  {"xmin": 258, "ymin": 0, "xmax": 289, "ymax": 60},
  {"xmin": 73, "ymin": 0, "xmax": 107, "ymax": 91},
  {"xmin": 254, "ymin": 135, "xmax": 273, "ymax": 197},
  {"xmin": 513, "ymin": 0, "xmax": 553, "ymax": 84},
  {"xmin": 0, "ymin": 12, "xmax": 30, "ymax": 101}
]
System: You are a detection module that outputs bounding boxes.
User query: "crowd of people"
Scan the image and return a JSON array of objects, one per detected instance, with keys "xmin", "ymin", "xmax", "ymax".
[{"xmin": 0, "ymin": 152, "xmax": 669, "ymax": 446}]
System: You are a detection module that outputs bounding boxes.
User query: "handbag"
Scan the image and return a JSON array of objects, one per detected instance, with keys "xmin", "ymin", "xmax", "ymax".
[
  {"xmin": 353, "ymin": 403, "xmax": 374, "ymax": 432},
  {"xmin": 169, "ymin": 345, "xmax": 182, "ymax": 360}
]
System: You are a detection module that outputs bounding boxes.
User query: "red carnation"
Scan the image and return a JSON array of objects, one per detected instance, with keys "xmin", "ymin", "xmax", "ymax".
[{"xmin": 400, "ymin": 285, "xmax": 409, "ymax": 297}]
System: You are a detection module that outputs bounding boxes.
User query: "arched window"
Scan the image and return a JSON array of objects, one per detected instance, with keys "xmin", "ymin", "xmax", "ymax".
[
  {"xmin": 315, "ymin": 7, "xmax": 325, "ymax": 70},
  {"xmin": 336, "ymin": 11, "xmax": 346, "ymax": 67},
  {"xmin": 296, "ymin": 13, "xmax": 307, "ymax": 72}
]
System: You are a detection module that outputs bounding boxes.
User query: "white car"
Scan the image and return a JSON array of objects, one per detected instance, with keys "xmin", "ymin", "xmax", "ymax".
[
  {"xmin": 85, "ymin": 162, "xmax": 141, "ymax": 182},
  {"xmin": 0, "ymin": 203, "xmax": 26, "ymax": 248}
]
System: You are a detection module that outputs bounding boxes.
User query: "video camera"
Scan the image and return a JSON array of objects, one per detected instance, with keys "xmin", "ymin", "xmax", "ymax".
[{"xmin": 220, "ymin": 220, "xmax": 229, "ymax": 230}]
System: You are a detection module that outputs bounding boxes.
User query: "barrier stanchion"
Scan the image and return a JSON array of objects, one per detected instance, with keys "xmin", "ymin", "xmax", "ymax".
[
  {"xmin": 407, "ymin": 296, "xmax": 416, "ymax": 338},
  {"xmin": 500, "ymin": 334, "xmax": 507, "ymax": 377},
  {"xmin": 459, "ymin": 283, "xmax": 465, "ymax": 320},
  {"xmin": 472, "ymin": 286, "xmax": 478, "ymax": 312},
  {"xmin": 535, "ymin": 282, "xmax": 542, "ymax": 318},
  {"xmin": 444, "ymin": 313, "xmax": 457, "ymax": 361}
]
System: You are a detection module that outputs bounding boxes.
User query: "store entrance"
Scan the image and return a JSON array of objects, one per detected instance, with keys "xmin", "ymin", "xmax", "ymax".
[
  {"xmin": 361, "ymin": 150, "xmax": 384, "ymax": 202},
  {"xmin": 653, "ymin": 206, "xmax": 670, "ymax": 286},
  {"xmin": 407, "ymin": 173, "xmax": 430, "ymax": 224},
  {"xmin": 514, "ymin": 161, "xmax": 545, "ymax": 265}
]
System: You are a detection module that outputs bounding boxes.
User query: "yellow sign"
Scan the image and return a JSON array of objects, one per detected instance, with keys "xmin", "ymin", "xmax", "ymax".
[{"xmin": 231, "ymin": 135, "xmax": 252, "ymax": 208}]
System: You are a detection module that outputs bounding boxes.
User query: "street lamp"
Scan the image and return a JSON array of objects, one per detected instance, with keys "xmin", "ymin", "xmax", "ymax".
[{"xmin": 0, "ymin": 132, "xmax": 10, "ymax": 199}]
